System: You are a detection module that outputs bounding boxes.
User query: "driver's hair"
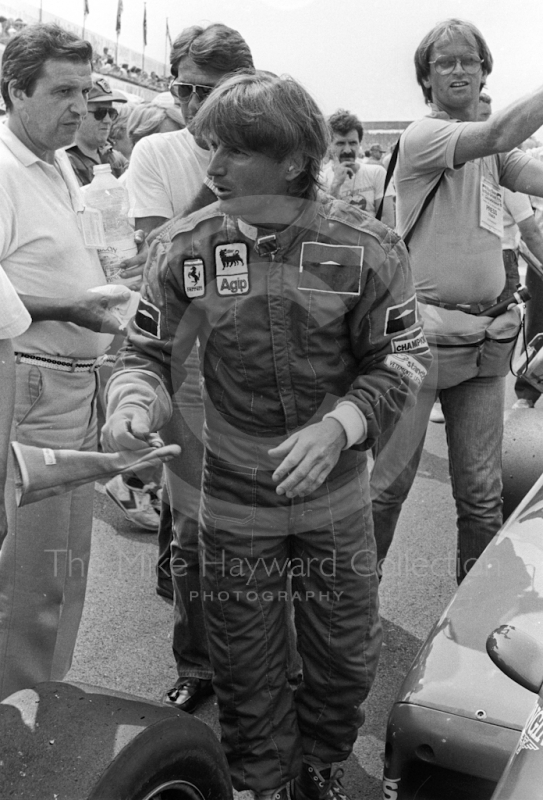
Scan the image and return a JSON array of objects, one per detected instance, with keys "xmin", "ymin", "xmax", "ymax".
[{"xmin": 193, "ymin": 71, "xmax": 329, "ymax": 200}]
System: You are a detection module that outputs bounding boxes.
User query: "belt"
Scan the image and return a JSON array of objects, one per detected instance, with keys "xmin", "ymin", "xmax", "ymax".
[
  {"xmin": 14, "ymin": 352, "xmax": 117, "ymax": 373},
  {"xmin": 417, "ymin": 295, "xmax": 494, "ymax": 315}
]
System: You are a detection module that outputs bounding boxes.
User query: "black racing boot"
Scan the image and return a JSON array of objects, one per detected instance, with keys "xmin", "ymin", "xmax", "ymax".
[{"xmin": 290, "ymin": 763, "xmax": 351, "ymax": 800}]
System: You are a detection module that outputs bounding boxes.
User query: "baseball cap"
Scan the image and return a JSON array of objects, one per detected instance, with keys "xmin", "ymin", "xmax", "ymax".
[
  {"xmin": 370, "ymin": 143, "xmax": 386, "ymax": 152},
  {"xmin": 88, "ymin": 77, "xmax": 127, "ymax": 104}
]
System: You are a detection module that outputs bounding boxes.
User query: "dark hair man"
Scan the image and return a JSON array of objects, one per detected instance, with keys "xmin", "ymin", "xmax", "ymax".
[
  {"xmin": 66, "ymin": 77, "xmax": 128, "ymax": 185},
  {"xmin": 116, "ymin": 22, "xmax": 256, "ymax": 716},
  {"xmin": 102, "ymin": 71, "xmax": 430, "ymax": 800},
  {"xmin": 0, "ymin": 23, "xmax": 125, "ymax": 700},
  {"xmin": 322, "ymin": 109, "xmax": 394, "ymax": 227},
  {"xmin": 371, "ymin": 18, "xmax": 543, "ymax": 583}
]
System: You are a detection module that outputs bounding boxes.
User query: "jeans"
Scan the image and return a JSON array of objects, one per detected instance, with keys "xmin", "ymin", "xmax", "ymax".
[
  {"xmin": 0, "ymin": 364, "xmax": 97, "ymax": 700},
  {"xmin": 371, "ymin": 371, "xmax": 505, "ymax": 583},
  {"xmin": 199, "ymin": 431, "xmax": 381, "ymax": 793}
]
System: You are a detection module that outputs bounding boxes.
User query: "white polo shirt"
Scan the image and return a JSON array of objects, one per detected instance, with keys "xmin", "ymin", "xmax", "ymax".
[
  {"xmin": 0, "ymin": 266, "xmax": 30, "ymax": 339},
  {"xmin": 0, "ymin": 125, "xmax": 112, "ymax": 358}
]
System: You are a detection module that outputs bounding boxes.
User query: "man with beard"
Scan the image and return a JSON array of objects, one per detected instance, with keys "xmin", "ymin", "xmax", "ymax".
[{"xmin": 321, "ymin": 108, "xmax": 394, "ymax": 227}]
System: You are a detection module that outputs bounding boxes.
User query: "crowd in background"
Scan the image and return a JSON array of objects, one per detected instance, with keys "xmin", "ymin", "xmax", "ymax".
[
  {"xmin": 0, "ymin": 14, "xmax": 170, "ymax": 91},
  {"xmin": 5, "ymin": 14, "xmax": 543, "ymax": 800}
]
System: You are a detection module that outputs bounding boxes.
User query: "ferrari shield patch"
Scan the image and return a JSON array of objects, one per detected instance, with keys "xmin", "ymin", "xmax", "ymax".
[
  {"xmin": 215, "ymin": 243, "xmax": 249, "ymax": 296},
  {"xmin": 183, "ymin": 258, "xmax": 205, "ymax": 298},
  {"xmin": 298, "ymin": 242, "xmax": 363, "ymax": 295}
]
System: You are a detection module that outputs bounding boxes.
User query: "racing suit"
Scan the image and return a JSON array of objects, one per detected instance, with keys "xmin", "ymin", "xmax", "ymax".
[{"xmin": 105, "ymin": 195, "xmax": 431, "ymax": 792}]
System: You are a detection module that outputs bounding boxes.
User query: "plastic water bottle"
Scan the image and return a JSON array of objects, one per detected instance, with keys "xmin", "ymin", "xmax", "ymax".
[{"xmin": 83, "ymin": 164, "xmax": 137, "ymax": 282}]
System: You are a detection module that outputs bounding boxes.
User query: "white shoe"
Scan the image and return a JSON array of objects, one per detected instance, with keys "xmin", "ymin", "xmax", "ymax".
[
  {"xmin": 105, "ymin": 474, "xmax": 160, "ymax": 531},
  {"xmin": 430, "ymin": 402, "xmax": 445, "ymax": 423},
  {"xmin": 512, "ymin": 398, "xmax": 535, "ymax": 409}
]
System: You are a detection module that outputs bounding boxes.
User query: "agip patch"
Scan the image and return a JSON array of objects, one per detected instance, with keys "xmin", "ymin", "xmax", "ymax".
[
  {"xmin": 215, "ymin": 243, "xmax": 250, "ymax": 296},
  {"xmin": 183, "ymin": 258, "xmax": 205, "ymax": 298}
]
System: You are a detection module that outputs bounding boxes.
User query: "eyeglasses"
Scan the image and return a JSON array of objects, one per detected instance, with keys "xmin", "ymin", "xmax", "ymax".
[
  {"xmin": 170, "ymin": 81, "xmax": 214, "ymax": 102},
  {"xmin": 429, "ymin": 55, "xmax": 483, "ymax": 75},
  {"xmin": 89, "ymin": 107, "xmax": 119, "ymax": 121}
]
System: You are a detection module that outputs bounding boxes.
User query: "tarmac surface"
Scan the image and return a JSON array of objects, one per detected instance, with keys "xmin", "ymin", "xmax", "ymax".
[{"xmin": 66, "ymin": 411, "xmax": 461, "ymax": 800}]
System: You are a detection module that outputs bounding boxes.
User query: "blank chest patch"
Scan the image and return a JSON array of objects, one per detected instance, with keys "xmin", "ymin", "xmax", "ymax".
[{"xmin": 298, "ymin": 242, "xmax": 363, "ymax": 295}]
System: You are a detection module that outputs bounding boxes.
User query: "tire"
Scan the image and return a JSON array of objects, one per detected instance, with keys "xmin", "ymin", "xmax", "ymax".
[
  {"xmin": 0, "ymin": 682, "xmax": 230, "ymax": 800},
  {"xmin": 87, "ymin": 715, "xmax": 232, "ymax": 800}
]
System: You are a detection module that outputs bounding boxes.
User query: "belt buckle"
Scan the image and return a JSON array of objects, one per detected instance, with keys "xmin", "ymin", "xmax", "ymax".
[{"xmin": 90, "ymin": 354, "xmax": 108, "ymax": 372}]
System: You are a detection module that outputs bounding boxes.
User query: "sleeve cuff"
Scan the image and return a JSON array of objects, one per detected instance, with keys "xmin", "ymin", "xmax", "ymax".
[{"xmin": 323, "ymin": 401, "xmax": 367, "ymax": 448}]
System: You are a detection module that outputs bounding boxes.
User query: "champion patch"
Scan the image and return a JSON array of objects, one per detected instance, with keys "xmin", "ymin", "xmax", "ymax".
[
  {"xmin": 215, "ymin": 243, "xmax": 250, "ymax": 296},
  {"xmin": 384, "ymin": 294, "xmax": 417, "ymax": 335},
  {"xmin": 385, "ymin": 354, "xmax": 427, "ymax": 386},
  {"xmin": 299, "ymin": 242, "xmax": 363, "ymax": 295},
  {"xmin": 135, "ymin": 297, "xmax": 161, "ymax": 339},
  {"xmin": 183, "ymin": 258, "xmax": 205, "ymax": 298},
  {"xmin": 391, "ymin": 326, "xmax": 428, "ymax": 355}
]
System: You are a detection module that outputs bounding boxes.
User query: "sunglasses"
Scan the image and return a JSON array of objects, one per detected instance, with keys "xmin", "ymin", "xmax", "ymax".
[
  {"xmin": 89, "ymin": 107, "xmax": 119, "ymax": 121},
  {"xmin": 428, "ymin": 55, "xmax": 483, "ymax": 75},
  {"xmin": 170, "ymin": 82, "xmax": 214, "ymax": 102}
]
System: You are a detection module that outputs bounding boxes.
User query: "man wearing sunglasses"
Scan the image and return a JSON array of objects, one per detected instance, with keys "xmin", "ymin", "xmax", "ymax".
[
  {"xmin": 67, "ymin": 77, "xmax": 128, "ymax": 186},
  {"xmin": 370, "ymin": 18, "xmax": 543, "ymax": 586},
  {"xmin": 120, "ymin": 23, "xmax": 255, "ymax": 716}
]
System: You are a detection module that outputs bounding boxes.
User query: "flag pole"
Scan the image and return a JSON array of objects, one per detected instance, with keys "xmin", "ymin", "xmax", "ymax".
[
  {"xmin": 115, "ymin": 0, "xmax": 122, "ymax": 64},
  {"xmin": 142, "ymin": 2, "xmax": 146, "ymax": 73},
  {"xmin": 164, "ymin": 18, "xmax": 170, "ymax": 78}
]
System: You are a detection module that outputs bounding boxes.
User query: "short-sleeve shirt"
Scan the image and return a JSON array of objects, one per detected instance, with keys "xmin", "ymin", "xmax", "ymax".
[
  {"xmin": 0, "ymin": 124, "xmax": 113, "ymax": 357},
  {"xmin": 503, "ymin": 188, "xmax": 533, "ymax": 251},
  {"xmin": 0, "ymin": 266, "xmax": 30, "ymax": 339},
  {"xmin": 396, "ymin": 108, "xmax": 531, "ymax": 305},
  {"xmin": 126, "ymin": 128, "xmax": 210, "ymax": 220},
  {"xmin": 321, "ymin": 161, "xmax": 390, "ymax": 216}
]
